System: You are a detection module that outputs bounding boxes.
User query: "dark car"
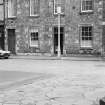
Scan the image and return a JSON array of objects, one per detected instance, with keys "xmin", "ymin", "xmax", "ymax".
[{"xmin": 0, "ymin": 48, "xmax": 11, "ymax": 59}]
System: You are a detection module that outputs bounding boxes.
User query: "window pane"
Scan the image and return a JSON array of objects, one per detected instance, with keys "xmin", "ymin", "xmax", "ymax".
[
  {"xmin": 54, "ymin": 0, "xmax": 65, "ymax": 14},
  {"xmin": 89, "ymin": 32, "xmax": 92, "ymax": 36},
  {"xmin": 81, "ymin": 26, "xmax": 92, "ymax": 40},
  {"xmin": 82, "ymin": 27, "xmax": 85, "ymax": 32},
  {"xmin": 30, "ymin": 30, "xmax": 39, "ymax": 47},
  {"xmin": 36, "ymin": 32, "xmax": 38, "ymax": 40},
  {"xmin": 81, "ymin": 40, "xmax": 92, "ymax": 47},
  {"xmin": 85, "ymin": 27, "xmax": 88, "ymax": 31},
  {"xmin": 30, "ymin": 0, "xmax": 34, "ymax": 15},
  {"xmin": 31, "ymin": 32, "xmax": 38, "ymax": 40},
  {"xmin": 88, "ymin": 37, "xmax": 92, "ymax": 40},
  {"xmin": 61, "ymin": 0, "xmax": 65, "ymax": 13},
  {"xmin": 30, "ymin": 0, "xmax": 39, "ymax": 16},
  {"xmin": 82, "ymin": 32, "xmax": 85, "ymax": 36},
  {"xmin": 0, "ymin": 5, "xmax": 3, "ymax": 20},
  {"xmin": 82, "ymin": 0, "xmax": 93, "ymax": 11},
  {"xmin": 35, "ymin": 0, "xmax": 39, "ymax": 14},
  {"xmin": 8, "ymin": 0, "xmax": 16, "ymax": 17},
  {"xmin": 80, "ymin": 26, "xmax": 93, "ymax": 47},
  {"xmin": 82, "ymin": 37, "xmax": 85, "ymax": 40},
  {"xmin": 54, "ymin": 27, "xmax": 58, "ymax": 33},
  {"xmin": 89, "ymin": 27, "xmax": 92, "ymax": 32},
  {"xmin": 85, "ymin": 32, "xmax": 88, "ymax": 37},
  {"xmin": 82, "ymin": 1, "xmax": 86, "ymax": 10}
]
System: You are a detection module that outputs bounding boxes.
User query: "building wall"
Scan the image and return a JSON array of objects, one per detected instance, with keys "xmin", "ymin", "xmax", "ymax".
[
  {"xmin": 102, "ymin": 0, "xmax": 105, "ymax": 54},
  {"xmin": 65, "ymin": 0, "xmax": 103, "ymax": 54},
  {"xmin": 5, "ymin": 0, "xmax": 103, "ymax": 55}
]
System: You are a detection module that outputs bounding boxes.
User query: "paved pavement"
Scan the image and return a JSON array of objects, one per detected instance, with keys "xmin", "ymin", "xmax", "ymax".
[
  {"xmin": 0, "ymin": 56, "xmax": 105, "ymax": 105},
  {"xmin": 10, "ymin": 54, "xmax": 103, "ymax": 61}
]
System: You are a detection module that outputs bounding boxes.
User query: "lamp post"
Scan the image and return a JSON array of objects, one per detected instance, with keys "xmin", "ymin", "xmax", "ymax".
[
  {"xmin": 3, "ymin": 0, "xmax": 7, "ymax": 51},
  {"xmin": 3, "ymin": 0, "xmax": 5, "ymax": 50},
  {"xmin": 57, "ymin": 6, "xmax": 61, "ymax": 58}
]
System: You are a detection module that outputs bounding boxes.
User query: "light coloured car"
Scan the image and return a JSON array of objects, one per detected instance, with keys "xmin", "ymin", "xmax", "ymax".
[{"xmin": 0, "ymin": 48, "xmax": 11, "ymax": 59}]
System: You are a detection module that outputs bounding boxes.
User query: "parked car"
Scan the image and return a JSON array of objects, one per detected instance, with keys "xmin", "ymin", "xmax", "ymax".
[{"xmin": 0, "ymin": 48, "xmax": 11, "ymax": 59}]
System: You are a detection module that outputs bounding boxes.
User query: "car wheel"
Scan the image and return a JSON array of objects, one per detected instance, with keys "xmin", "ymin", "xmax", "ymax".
[{"xmin": 4, "ymin": 57, "xmax": 9, "ymax": 59}]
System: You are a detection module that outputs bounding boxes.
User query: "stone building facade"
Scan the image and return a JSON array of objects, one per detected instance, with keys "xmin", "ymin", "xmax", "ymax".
[{"xmin": 1, "ymin": 0, "xmax": 104, "ymax": 55}]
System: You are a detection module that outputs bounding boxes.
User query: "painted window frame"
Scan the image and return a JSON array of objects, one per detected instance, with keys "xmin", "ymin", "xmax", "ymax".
[
  {"xmin": 7, "ymin": 0, "xmax": 17, "ymax": 18},
  {"xmin": 81, "ymin": 0, "xmax": 94, "ymax": 13},
  {"xmin": 30, "ymin": 29, "xmax": 39, "ymax": 47},
  {"xmin": 0, "ymin": 0, "xmax": 4, "ymax": 21},
  {"xmin": 30, "ymin": 0, "xmax": 40, "ymax": 16},
  {"xmin": 79, "ymin": 24, "xmax": 93, "ymax": 48},
  {"xmin": 53, "ymin": 0, "xmax": 65, "ymax": 15}
]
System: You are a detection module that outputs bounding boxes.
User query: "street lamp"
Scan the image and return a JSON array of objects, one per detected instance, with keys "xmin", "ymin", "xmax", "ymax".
[
  {"xmin": 3, "ymin": 0, "xmax": 8, "ymax": 50},
  {"xmin": 3, "ymin": 0, "xmax": 5, "ymax": 50},
  {"xmin": 57, "ymin": 6, "xmax": 61, "ymax": 58}
]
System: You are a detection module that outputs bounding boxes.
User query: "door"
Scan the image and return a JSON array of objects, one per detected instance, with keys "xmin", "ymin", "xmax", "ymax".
[
  {"xmin": 8, "ymin": 29, "xmax": 16, "ymax": 54},
  {"xmin": 0, "ymin": 25, "xmax": 4, "ymax": 50},
  {"xmin": 54, "ymin": 27, "xmax": 64, "ymax": 54}
]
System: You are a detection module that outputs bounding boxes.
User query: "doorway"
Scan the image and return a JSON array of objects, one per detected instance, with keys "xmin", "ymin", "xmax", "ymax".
[
  {"xmin": 54, "ymin": 27, "xmax": 64, "ymax": 55},
  {"xmin": 8, "ymin": 29, "xmax": 16, "ymax": 54},
  {"xmin": 0, "ymin": 25, "xmax": 4, "ymax": 50}
]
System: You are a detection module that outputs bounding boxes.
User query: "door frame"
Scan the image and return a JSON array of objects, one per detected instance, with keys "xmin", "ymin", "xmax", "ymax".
[
  {"xmin": 53, "ymin": 26, "xmax": 65, "ymax": 55},
  {"xmin": 7, "ymin": 29, "xmax": 16, "ymax": 54},
  {"xmin": 0, "ymin": 25, "xmax": 4, "ymax": 50}
]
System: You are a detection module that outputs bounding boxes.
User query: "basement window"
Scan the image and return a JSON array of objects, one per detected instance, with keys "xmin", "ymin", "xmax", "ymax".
[{"xmin": 30, "ymin": 29, "xmax": 39, "ymax": 47}]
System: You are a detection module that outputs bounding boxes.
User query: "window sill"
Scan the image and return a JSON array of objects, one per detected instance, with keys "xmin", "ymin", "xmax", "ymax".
[
  {"xmin": 79, "ymin": 11, "xmax": 94, "ymax": 15},
  {"xmin": 8, "ymin": 16, "xmax": 17, "ymax": 19},
  {"xmin": 30, "ymin": 46, "xmax": 39, "ymax": 49},
  {"xmin": 29, "ymin": 15, "xmax": 40, "ymax": 18},
  {"xmin": 79, "ymin": 48, "xmax": 93, "ymax": 54},
  {"xmin": 80, "ymin": 47, "xmax": 93, "ymax": 50},
  {"xmin": 53, "ymin": 13, "xmax": 65, "ymax": 16},
  {"xmin": 30, "ymin": 45, "xmax": 39, "ymax": 47}
]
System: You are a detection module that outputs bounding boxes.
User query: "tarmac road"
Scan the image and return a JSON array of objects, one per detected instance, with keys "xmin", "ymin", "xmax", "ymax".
[
  {"xmin": 0, "ymin": 71, "xmax": 38, "ymax": 83},
  {"xmin": 0, "ymin": 58, "xmax": 105, "ymax": 105}
]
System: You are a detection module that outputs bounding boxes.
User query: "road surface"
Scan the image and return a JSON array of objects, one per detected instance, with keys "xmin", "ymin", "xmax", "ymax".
[{"xmin": 0, "ymin": 58, "xmax": 105, "ymax": 105}]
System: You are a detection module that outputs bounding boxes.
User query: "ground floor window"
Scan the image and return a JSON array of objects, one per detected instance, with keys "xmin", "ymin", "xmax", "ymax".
[
  {"xmin": 30, "ymin": 29, "xmax": 39, "ymax": 47},
  {"xmin": 80, "ymin": 25, "xmax": 93, "ymax": 48}
]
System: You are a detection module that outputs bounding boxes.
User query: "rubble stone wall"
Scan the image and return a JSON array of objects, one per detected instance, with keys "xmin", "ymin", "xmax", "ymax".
[{"xmin": 5, "ymin": 0, "xmax": 103, "ymax": 55}]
